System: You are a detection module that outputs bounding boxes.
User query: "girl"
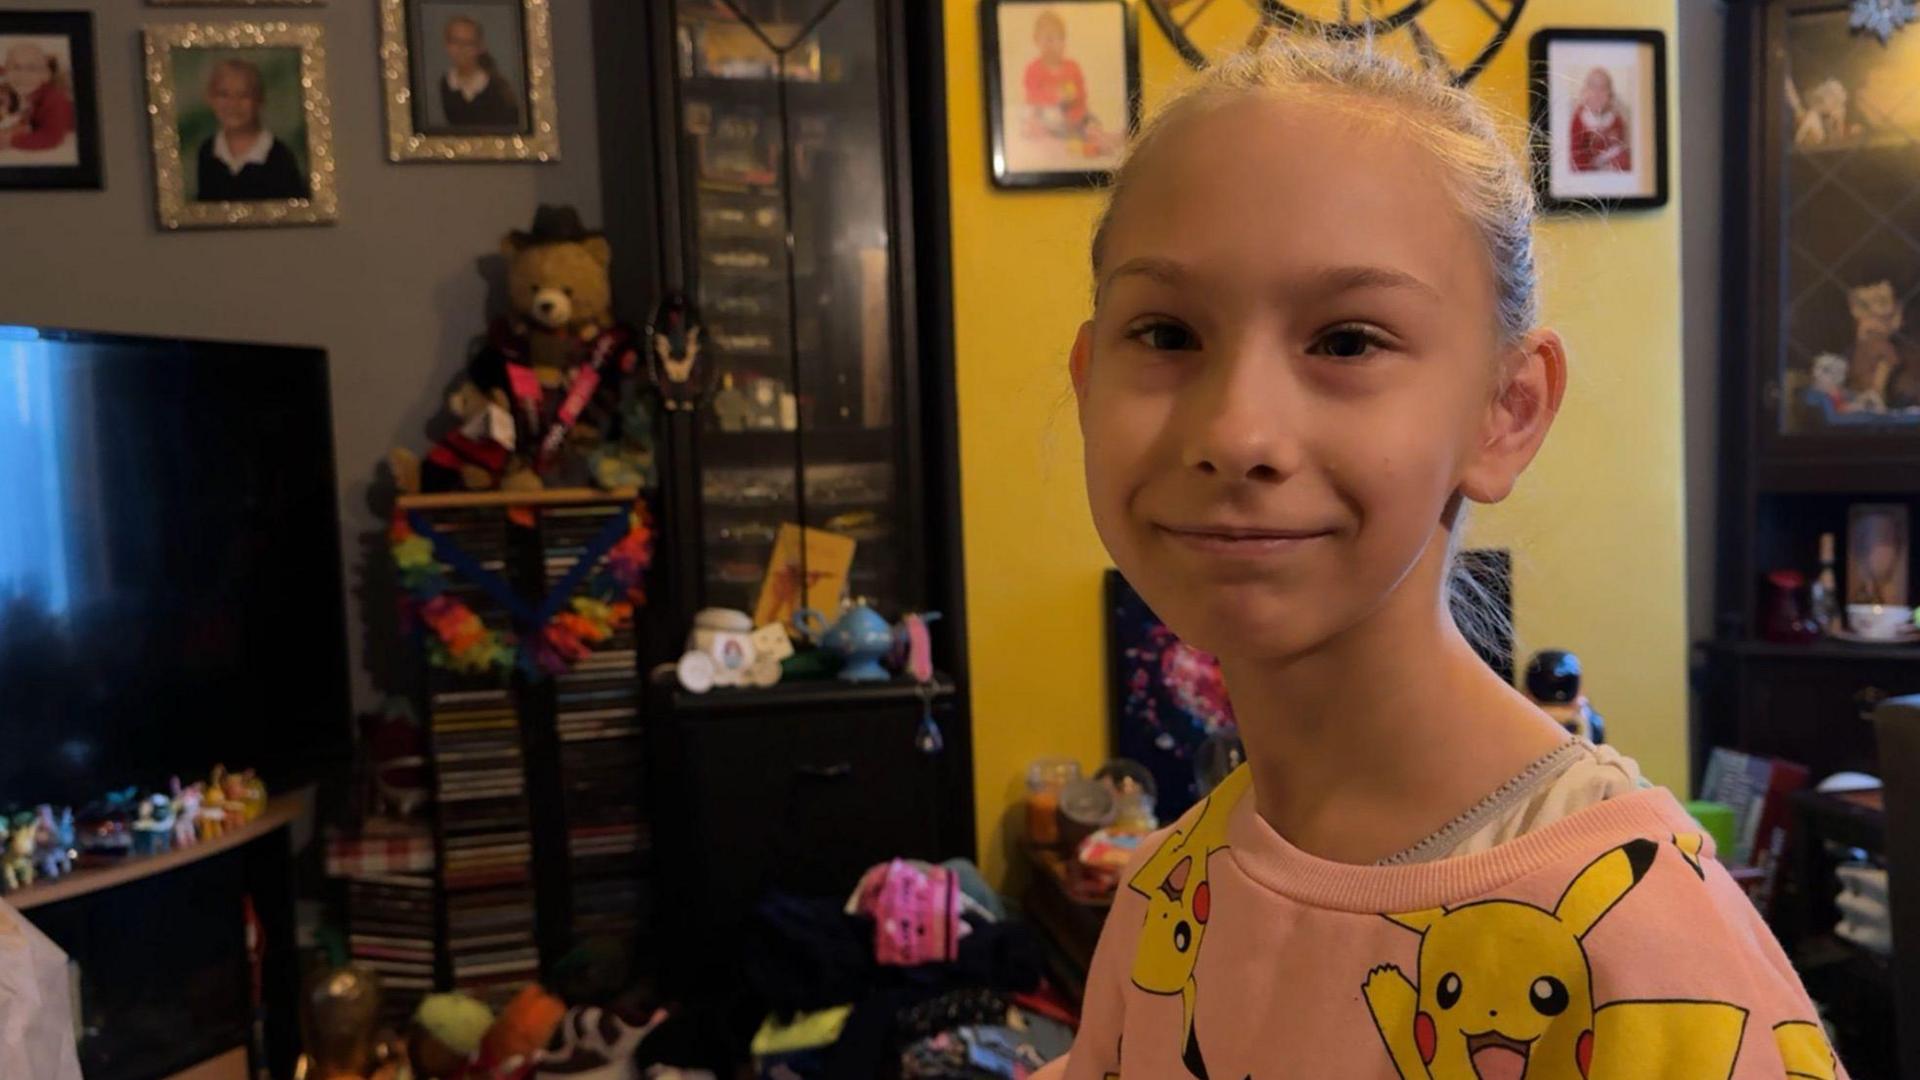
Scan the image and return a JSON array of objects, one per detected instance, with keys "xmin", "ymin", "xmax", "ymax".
[
  {"xmin": 196, "ymin": 57, "xmax": 308, "ymax": 202},
  {"xmin": 3, "ymin": 41, "xmax": 75, "ymax": 153},
  {"xmin": 1569, "ymin": 66, "xmax": 1630, "ymax": 173},
  {"xmin": 439, "ymin": 16, "xmax": 521, "ymax": 132},
  {"xmin": 1039, "ymin": 40, "xmax": 1845, "ymax": 1080}
]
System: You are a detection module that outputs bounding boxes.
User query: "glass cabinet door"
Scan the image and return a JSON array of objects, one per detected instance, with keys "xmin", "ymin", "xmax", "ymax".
[
  {"xmin": 1775, "ymin": 6, "xmax": 1920, "ymax": 438},
  {"xmin": 674, "ymin": 0, "xmax": 910, "ymax": 623}
]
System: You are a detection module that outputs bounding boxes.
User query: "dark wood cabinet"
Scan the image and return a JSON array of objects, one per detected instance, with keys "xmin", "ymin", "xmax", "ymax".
[
  {"xmin": 591, "ymin": 0, "xmax": 973, "ymax": 994},
  {"xmin": 1701, "ymin": 0, "xmax": 1920, "ymax": 782}
]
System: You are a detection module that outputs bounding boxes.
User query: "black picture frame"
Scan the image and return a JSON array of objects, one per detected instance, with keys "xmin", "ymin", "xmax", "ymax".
[
  {"xmin": 0, "ymin": 10, "xmax": 102, "ymax": 191},
  {"xmin": 1528, "ymin": 27, "xmax": 1669, "ymax": 212},
  {"xmin": 980, "ymin": 0, "xmax": 1137, "ymax": 190}
]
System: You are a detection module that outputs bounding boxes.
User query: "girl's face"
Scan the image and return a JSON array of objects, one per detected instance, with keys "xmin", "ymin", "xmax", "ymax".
[
  {"xmin": 4, "ymin": 46, "xmax": 51, "ymax": 95},
  {"xmin": 446, "ymin": 22, "xmax": 484, "ymax": 74},
  {"xmin": 1075, "ymin": 98, "xmax": 1541, "ymax": 662},
  {"xmin": 1036, "ymin": 22, "xmax": 1067, "ymax": 63},
  {"xmin": 208, "ymin": 72, "xmax": 261, "ymax": 133}
]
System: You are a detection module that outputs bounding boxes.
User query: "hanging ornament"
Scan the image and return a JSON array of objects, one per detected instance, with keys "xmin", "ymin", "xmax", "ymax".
[{"xmin": 1851, "ymin": 0, "xmax": 1917, "ymax": 43}]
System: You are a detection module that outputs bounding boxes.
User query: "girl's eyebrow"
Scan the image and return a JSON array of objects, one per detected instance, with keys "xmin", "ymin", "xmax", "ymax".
[
  {"xmin": 1305, "ymin": 265, "xmax": 1443, "ymax": 301},
  {"xmin": 1097, "ymin": 255, "xmax": 1187, "ymax": 302}
]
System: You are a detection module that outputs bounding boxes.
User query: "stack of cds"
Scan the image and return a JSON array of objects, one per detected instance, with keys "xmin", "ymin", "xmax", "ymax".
[
  {"xmin": 541, "ymin": 504, "xmax": 650, "ymax": 951},
  {"xmin": 418, "ymin": 506, "xmax": 542, "ymax": 1011},
  {"xmin": 343, "ymin": 874, "xmax": 437, "ymax": 1025}
]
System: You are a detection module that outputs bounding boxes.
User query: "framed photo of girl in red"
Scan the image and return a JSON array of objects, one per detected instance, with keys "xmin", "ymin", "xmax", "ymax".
[
  {"xmin": 1529, "ymin": 28, "xmax": 1670, "ymax": 212},
  {"xmin": 981, "ymin": 0, "xmax": 1138, "ymax": 190}
]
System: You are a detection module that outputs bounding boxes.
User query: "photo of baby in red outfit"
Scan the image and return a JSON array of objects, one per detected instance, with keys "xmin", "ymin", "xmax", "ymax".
[
  {"xmin": 988, "ymin": 0, "xmax": 1133, "ymax": 185},
  {"xmin": 0, "ymin": 37, "xmax": 78, "ymax": 166}
]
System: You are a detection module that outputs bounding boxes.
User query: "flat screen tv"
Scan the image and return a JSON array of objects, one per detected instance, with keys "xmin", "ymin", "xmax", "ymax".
[{"xmin": 0, "ymin": 325, "xmax": 351, "ymax": 808}]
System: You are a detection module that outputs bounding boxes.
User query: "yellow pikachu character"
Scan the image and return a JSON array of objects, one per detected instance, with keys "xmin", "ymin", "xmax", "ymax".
[
  {"xmin": 1363, "ymin": 839, "xmax": 1753, "ymax": 1079},
  {"xmin": 1127, "ymin": 765, "xmax": 1252, "ymax": 1079}
]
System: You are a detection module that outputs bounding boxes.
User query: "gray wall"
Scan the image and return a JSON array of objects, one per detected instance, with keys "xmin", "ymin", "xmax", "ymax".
[
  {"xmin": 1680, "ymin": 0, "xmax": 1725, "ymax": 644},
  {"xmin": 0, "ymin": 0, "xmax": 605, "ymax": 715}
]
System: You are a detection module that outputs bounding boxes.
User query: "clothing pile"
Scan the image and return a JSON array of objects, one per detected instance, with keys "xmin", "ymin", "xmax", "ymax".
[{"xmin": 743, "ymin": 858, "xmax": 1073, "ymax": 1079}]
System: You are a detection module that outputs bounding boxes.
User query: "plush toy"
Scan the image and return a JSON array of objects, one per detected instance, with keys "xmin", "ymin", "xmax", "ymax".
[
  {"xmin": 1524, "ymin": 649, "xmax": 1605, "ymax": 744},
  {"xmin": 477, "ymin": 985, "xmax": 568, "ymax": 1079},
  {"xmin": 394, "ymin": 206, "xmax": 648, "ymax": 494},
  {"xmin": 532, "ymin": 1006, "xmax": 665, "ymax": 1080},
  {"xmin": 410, "ymin": 992, "xmax": 495, "ymax": 1079}
]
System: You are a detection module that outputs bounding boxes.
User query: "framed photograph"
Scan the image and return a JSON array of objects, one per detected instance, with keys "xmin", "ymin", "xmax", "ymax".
[
  {"xmin": 0, "ymin": 11, "xmax": 102, "ymax": 190},
  {"xmin": 379, "ymin": 0, "xmax": 558, "ymax": 162},
  {"xmin": 1847, "ymin": 503, "xmax": 1910, "ymax": 608},
  {"xmin": 143, "ymin": 22, "xmax": 337, "ymax": 229},
  {"xmin": 1528, "ymin": 29, "xmax": 1669, "ymax": 211},
  {"xmin": 981, "ymin": 0, "xmax": 1137, "ymax": 189}
]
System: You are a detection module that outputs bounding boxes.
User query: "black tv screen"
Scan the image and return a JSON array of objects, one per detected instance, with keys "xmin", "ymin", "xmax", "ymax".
[{"xmin": 0, "ymin": 326, "xmax": 351, "ymax": 807}]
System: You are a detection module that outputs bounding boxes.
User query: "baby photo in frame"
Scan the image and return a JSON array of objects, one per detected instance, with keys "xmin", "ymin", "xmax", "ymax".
[
  {"xmin": 0, "ymin": 11, "xmax": 102, "ymax": 190},
  {"xmin": 981, "ymin": 0, "xmax": 1137, "ymax": 189}
]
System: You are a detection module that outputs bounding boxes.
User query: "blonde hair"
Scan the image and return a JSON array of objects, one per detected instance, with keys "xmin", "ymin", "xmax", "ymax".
[
  {"xmin": 1090, "ymin": 37, "xmax": 1536, "ymax": 651},
  {"xmin": 1091, "ymin": 37, "xmax": 1540, "ymax": 345},
  {"xmin": 206, "ymin": 57, "xmax": 265, "ymax": 103},
  {"xmin": 1033, "ymin": 10, "xmax": 1066, "ymax": 40}
]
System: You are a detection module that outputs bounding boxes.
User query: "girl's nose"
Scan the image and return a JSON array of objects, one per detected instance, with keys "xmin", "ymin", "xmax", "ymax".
[{"xmin": 1181, "ymin": 345, "xmax": 1302, "ymax": 484}]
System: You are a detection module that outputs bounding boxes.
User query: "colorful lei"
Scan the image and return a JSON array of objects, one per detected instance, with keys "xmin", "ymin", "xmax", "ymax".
[{"xmin": 391, "ymin": 497, "xmax": 655, "ymax": 678}]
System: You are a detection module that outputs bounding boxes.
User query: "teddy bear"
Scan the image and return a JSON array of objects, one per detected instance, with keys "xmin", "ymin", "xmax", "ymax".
[{"xmin": 392, "ymin": 206, "xmax": 652, "ymax": 494}]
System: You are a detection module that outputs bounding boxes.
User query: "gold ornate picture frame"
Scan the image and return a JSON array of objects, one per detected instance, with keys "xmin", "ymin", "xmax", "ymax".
[
  {"xmin": 379, "ymin": 0, "xmax": 559, "ymax": 162},
  {"xmin": 147, "ymin": 2, "xmax": 324, "ymax": 8},
  {"xmin": 143, "ymin": 21, "xmax": 338, "ymax": 229}
]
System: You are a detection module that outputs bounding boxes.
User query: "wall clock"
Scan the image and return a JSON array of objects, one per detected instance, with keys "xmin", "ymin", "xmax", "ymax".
[{"xmin": 1142, "ymin": 0, "xmax": 1527, "ymax": 86}]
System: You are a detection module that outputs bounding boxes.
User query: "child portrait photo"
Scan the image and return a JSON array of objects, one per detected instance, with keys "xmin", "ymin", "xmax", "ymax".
[
  {"xmin": 1530, "ymin": 29, "xmax": 1669, "ymax": 210},
  {"xmin": 0, "ymin": 12, "xmax": 101, "ymax": 190},
  {"xmin": 982, "ymin": 0, "xmax": 1136, "ymax": 188},
  {"xmin": 380, "ymin": 0, "xmax": 559, "ymax": 162},
  {"xmin": 144, "ymin": 22, "xmax": 337, "ymax": 229},
  {"xmin": 409, "ymin": 0, "xmax": 529, "ymax": 135}
]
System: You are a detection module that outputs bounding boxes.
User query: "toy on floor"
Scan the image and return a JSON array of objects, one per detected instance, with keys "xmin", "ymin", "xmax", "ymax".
[
  {"xmin": 410, "ymin": 992, "xmax": 495, "ymax": 1079},
  {"xmin": 476, "ymin": 985, "xmax": 568, "ymax": 1079},
  {"xmin": 1524, "ymin": 649, "xmax": 1606, "ymax": 744},
  {"xmin": 532, "ymin": 1006, "xmax": 665, "ymax": 1080}
]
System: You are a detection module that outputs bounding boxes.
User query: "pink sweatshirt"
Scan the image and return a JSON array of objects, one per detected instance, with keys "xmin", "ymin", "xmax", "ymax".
[{"xmin": 1039, "ymin": 767, "xmax": 1847, "ymax": 1079}]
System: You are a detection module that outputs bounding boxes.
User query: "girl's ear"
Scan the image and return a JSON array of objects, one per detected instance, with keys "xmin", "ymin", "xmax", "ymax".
[
  {"xmin": 1457, "ymin": 328, "xmax": 1567, "ymax": 505},
  {"xmin": 1069, "ymin": 320, "xmax": 1094, "ymax": 401}
]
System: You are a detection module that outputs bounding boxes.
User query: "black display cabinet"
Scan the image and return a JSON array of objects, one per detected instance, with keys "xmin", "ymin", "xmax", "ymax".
[
  {"xmin": 1700, "ymin": 5, "xmax": 1920, "ymax": 1072},
  {"xmin": 591, "ymin": 0, "xmax": 973, "ymax": 991}
]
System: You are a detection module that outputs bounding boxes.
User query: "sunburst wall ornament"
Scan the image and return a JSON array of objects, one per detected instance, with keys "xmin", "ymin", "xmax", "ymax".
[
  {"xmin": 1851, "ymin": 0, "xmax": 1918, "ymax": 43},
  {"xmin": 1142, "ymin": 0, "xmax": 1527, "ymax": 85}
]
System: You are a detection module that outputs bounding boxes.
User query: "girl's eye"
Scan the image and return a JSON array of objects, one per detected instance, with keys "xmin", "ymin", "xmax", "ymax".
[
  {"xmin": 1310, "ymin": 325, "xmax": 1389, "ymax": 360},
  {"xmin": 1125, "ymin": 319, "xmax": 1198, "ymax": 352}
]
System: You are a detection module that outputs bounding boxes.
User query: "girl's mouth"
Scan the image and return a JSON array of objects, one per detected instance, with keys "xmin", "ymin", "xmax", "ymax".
[{"xmin": 1156, "ymin": 524, "xmax": 1333, "ymax": 557}]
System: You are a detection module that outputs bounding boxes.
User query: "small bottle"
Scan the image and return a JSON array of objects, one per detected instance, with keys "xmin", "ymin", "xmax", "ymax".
[{"xmin": 1812, "ymin": 532, "xmax": 1840, "ymax": 634}]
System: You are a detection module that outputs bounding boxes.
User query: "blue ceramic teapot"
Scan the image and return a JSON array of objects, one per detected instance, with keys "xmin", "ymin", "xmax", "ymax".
[{"xmin": 794, "ymin": 601, "xmax": 895, "ymax": 682}]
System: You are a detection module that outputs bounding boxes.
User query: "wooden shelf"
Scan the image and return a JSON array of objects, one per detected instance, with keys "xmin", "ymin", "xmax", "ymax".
[
  {"xmin": 1702, "ymin": 638, "xmax": 1920, "ymax": 663},
  {"xmin": 670, "ymin": 673, "xmax": 955, "ymax": 713},
  {"xmin": 395, "ymin": 487, "xmax": 641, "ymax": 511},
  {"xmin": 1757, "ymin": 454, "xmax": 1920, "ymax": 494},
  {"xmin": 8, "ymin": 792, "xmax": 304, "ymax": 911}
]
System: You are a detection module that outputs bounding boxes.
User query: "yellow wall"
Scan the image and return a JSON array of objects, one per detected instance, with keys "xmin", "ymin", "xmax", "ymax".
[{"xmin": 943, "ymin": 0, "xmax": 1688, "ymax": 887}]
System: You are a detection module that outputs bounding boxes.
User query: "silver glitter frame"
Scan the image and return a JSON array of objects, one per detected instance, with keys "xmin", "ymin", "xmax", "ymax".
[
  {"xmin": 379, "ymin": 0, "xmax": 560, "ymax": 163},
  {"xmin": 143, "ymin": 21, "xmax": 339, "ymax": 230},
  {"xmin": 146, "ymin": 2, "xmax": 324, "ymax": 7}
]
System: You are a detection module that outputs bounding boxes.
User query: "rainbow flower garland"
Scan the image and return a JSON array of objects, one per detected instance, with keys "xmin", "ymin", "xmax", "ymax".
[{"xmin": 391, "ymin": 497, "xmax": 655, "ymax": 678}]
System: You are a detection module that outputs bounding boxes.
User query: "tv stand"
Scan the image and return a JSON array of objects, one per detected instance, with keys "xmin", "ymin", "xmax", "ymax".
[{"xmin": 16, "ymin": 793, "xmax": 305, "ymax": 1080}]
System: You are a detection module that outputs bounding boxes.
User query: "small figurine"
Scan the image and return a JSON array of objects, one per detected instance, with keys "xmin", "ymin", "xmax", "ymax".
[
  {"xmin": 131, "ymin": 794, "xmax": 175, "ymax": 857},
  {"xmin": 1810, "ymin": 352, "xmax": 1853, "ymax": 413},
  {"xmin": 33, "ymin": 805, "xmax": 72, "ymax": 879},
  {"xmin": 647, "ymin": 290, "xmax": 709, "ymax": 413},
  {"xmin": 171, "ymin": 778, "xmax": 203, "ymax": 849},
  {"xmin": 1789, "ymin": 76, "xmax": 1860, "ymax": 149},
  {"xmin": 3, "ymin": 811, "xmax": 38, "ymax": 891},
  {"xmin": 1524, "ymin": 649, "xmax": 1605, "ymax": 744},
  {"xmin": 1848, "ymin": 280, "xmax": 1906, "ymax": 410},
  {"xmin": 75, "ymin": 787, "xmax": 137, "ymax": 861},
  {"xmin": 200, "ymin": 780, "xmax": 231, "ymax": 841}
]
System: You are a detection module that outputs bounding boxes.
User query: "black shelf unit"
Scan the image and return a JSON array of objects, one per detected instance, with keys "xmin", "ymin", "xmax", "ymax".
[
  {"xmin": 1704, "ymin": 5, "xmax": 1920, "ymax": 1072},
  {"xmin": 1702, "ymin": 0, "xmax": 1920, "ymax": 784},
  {"xmin": 592, "ymin": 0, "xmax": 973, "ymax": 997}
]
